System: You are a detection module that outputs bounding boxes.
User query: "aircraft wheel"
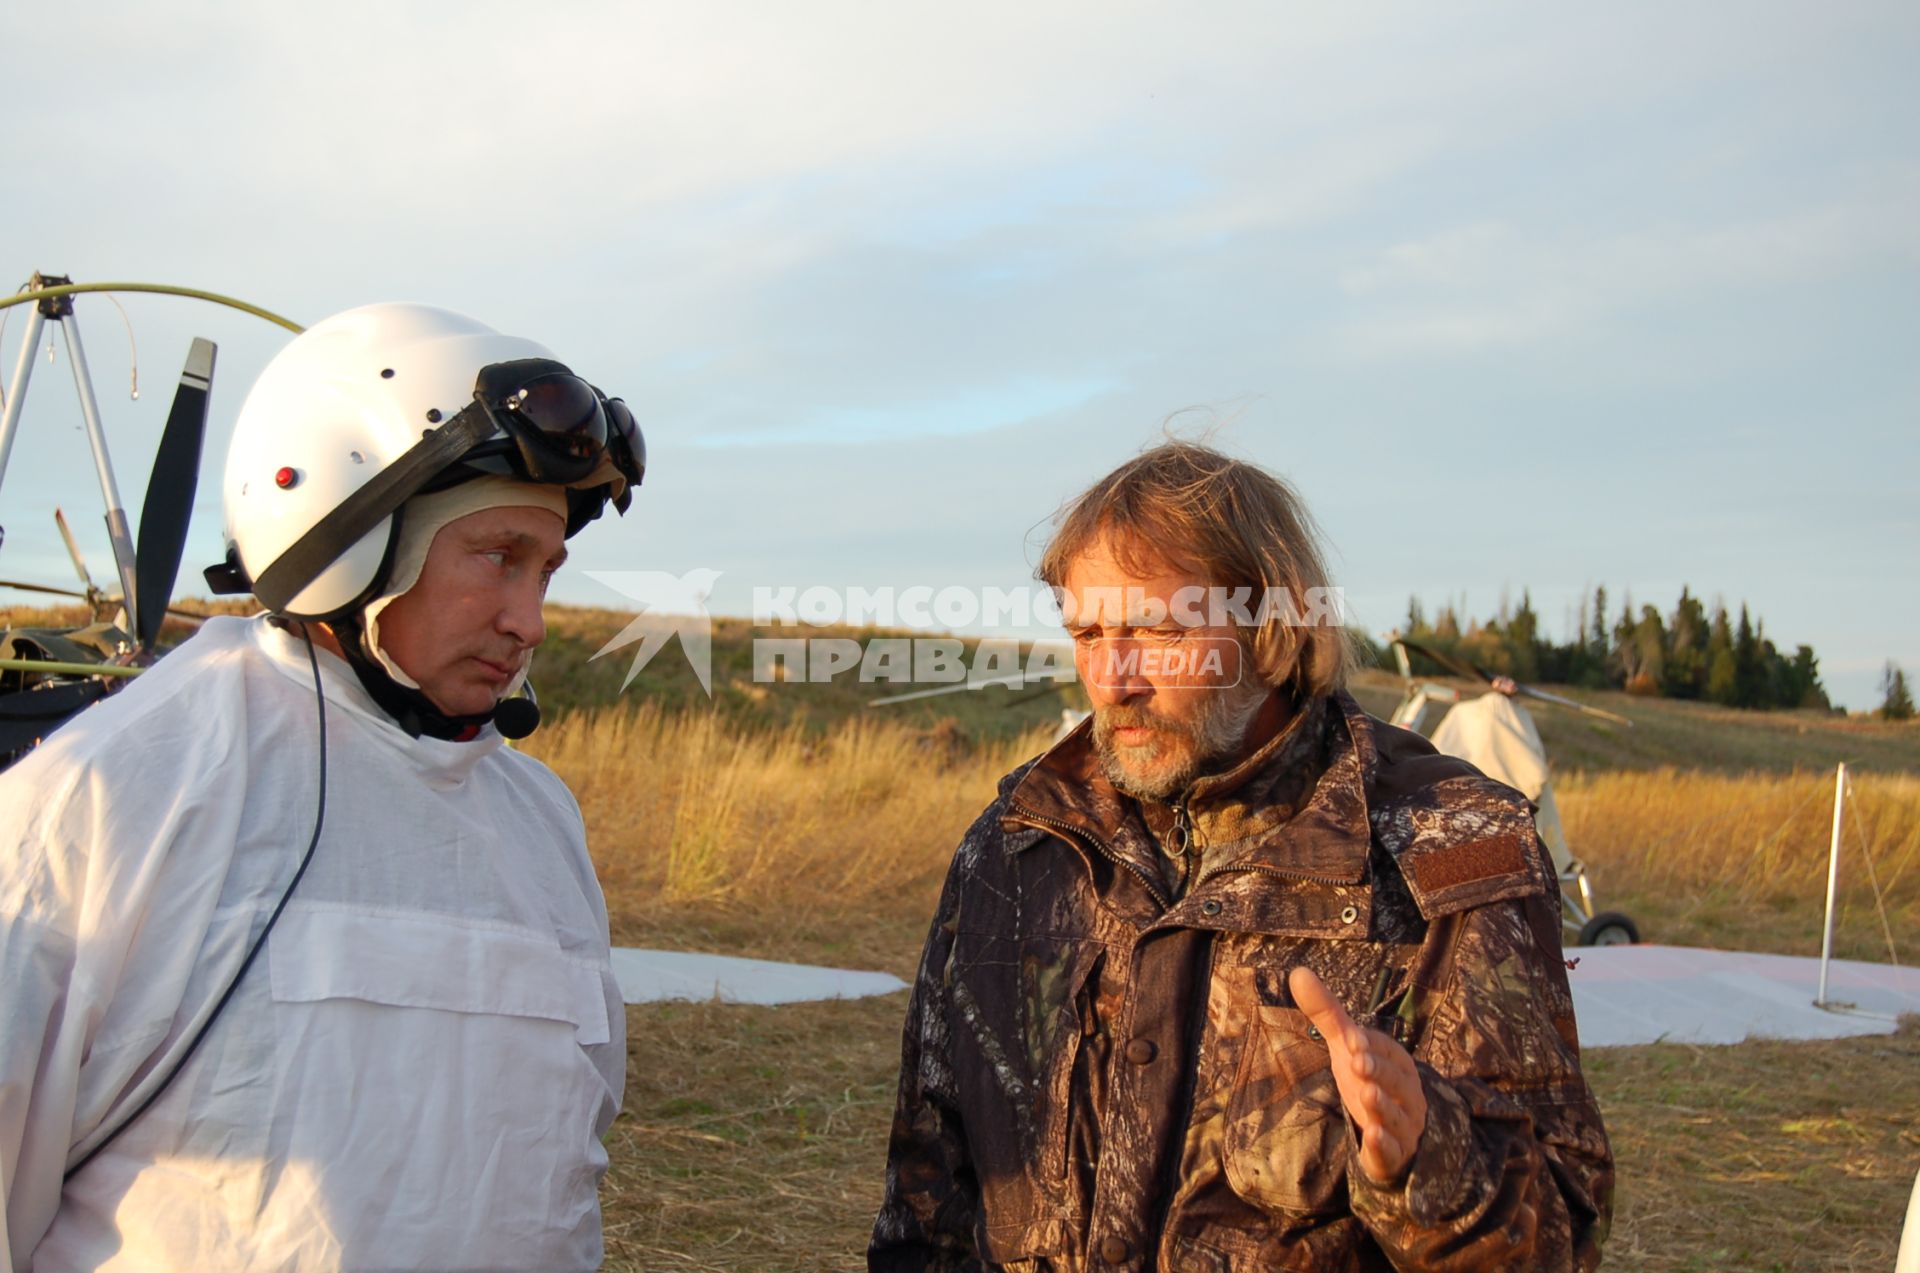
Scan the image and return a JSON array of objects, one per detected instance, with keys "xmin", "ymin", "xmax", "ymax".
[{"xmin": 1578, "ymin": 911, "xmax": 1640, "ymax": 946}]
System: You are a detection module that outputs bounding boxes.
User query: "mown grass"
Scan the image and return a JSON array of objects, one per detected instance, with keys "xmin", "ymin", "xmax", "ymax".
[
  {"xmin": 1587, "ymin": 1020, "xmax": 1920, "ymax": 1272},
  {"xmin": 603, "ymin": 1000, "xmax": 1919, "ymax": 1272}
]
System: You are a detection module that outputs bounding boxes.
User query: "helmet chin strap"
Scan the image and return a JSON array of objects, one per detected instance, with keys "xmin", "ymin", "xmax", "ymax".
[{"xmin": 327, "ymin": 614, "xmax": 530, "ymax": 741}]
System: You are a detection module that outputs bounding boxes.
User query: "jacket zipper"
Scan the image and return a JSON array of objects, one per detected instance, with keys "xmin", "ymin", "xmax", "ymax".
[
  {"xmin": 1194, "ymin": 860, "xmax": 1361, "ymax": 890},
  {"xmin": 1007, "ymin": 807, "xmax": 1172, "ymax": 910},
  {"xmin": 1014, "ymin": 808, "xmax": 1358, "ymax": 903},
  {"xmin": 1169, "ymin": 801, "xmax": 1194, "ymax": 897}
]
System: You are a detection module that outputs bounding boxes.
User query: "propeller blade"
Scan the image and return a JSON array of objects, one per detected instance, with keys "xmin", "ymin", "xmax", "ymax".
[
  {"xmin": 0, "ymin": 580, "xmax": 191, "ymax": 621},
  {"xmin": 1396, "ymin": 636, "xmax": 1632, "ymax": 725},
  {"xmin": 53, "ymin": 508, "xmax": 97, "ymax": 596},
  {"xmin": 1394, "ymin": 637, "xmax": 1488, "ymax": 684},
  {"xmin": 1511, "ymin": 683, "xmax": 1634, "ymax": 727},
  {"xmin": 134, "ymin": 339, "xmax": 215, "ymax": 649},
  {"xmin": 0, "ymin": 579, "xmax": 90, "ymax": 601}
]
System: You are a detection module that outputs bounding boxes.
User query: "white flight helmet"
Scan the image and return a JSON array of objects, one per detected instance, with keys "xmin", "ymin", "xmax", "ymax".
[{"xmin": 215, "ymin": 303, "xmax": 638, "ymax": 618}]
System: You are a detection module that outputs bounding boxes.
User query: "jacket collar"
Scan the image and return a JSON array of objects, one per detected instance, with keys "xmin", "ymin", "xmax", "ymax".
[
  {"xmin": 1005, "ymin": 690, "xmax": 1379, "ymax": 890},
  {"xmin": 251, "ymin": 615, "xmax": 505, "ymax": 788}
]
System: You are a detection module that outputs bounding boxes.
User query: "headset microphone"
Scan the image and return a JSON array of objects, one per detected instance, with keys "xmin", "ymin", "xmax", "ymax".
[{"xmin": 492, "ymin": 684, "xmax": 541, "ymax": 740}]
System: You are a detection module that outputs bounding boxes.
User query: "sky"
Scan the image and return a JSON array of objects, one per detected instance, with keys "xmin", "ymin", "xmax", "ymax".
[{"xmin": 1, "ymin": 1, "xmax": 1915, "ymax": 710}]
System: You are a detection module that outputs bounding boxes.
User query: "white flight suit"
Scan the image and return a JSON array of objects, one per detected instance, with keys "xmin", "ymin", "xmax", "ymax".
[{"xmin": 0, "ymin": 616, "xmax": 625, "ymax": 1272}]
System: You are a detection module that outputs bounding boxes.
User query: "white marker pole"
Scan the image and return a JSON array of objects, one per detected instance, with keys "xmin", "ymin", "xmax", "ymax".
[{"xmin": 1815, "ymin": 762, "xmax": 1846, "ymax": 1008}]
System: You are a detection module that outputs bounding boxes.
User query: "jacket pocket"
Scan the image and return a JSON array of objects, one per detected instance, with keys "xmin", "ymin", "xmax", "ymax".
[
  {"xmin": 1222, "ymin": 1003, "xmax": 1350, "ymax": 1217},
  {"xmin": 268, "ymin": 902, "xmax": 610, "ymax": 1044},
  {"xmin": 953, "ymin": 934, "xmax": 1102, "ymax": 1256},
  {"xmin": 1030, "ymin": 940, "xmax": 1103, "ymax": 1189},
  {"xmin": 262, "ymin": 903, "xmax": 616, "ymax": 1269}
]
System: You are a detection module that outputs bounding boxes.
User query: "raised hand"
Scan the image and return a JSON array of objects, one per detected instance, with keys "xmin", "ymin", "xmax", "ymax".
[{"xmin": 1288, "ymin": 965, "xmax": 1429, "ymax": 1185}]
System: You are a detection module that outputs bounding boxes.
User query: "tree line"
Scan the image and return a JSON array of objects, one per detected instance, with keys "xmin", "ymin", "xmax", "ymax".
[{"xmin": 1383, "ymin": 586, "xmax": 1831, "ymax": 711}]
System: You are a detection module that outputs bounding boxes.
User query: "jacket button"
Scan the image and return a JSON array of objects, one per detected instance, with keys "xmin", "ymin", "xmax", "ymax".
[
  {"xmin": 1099, "ymin": 1235, "xmax": 1132, "ymax": 1263},
  {"xmin": 1125, "ymin": 1038, "xmax": 1157, "ymax": 1065},
  {"xmin": 1200, "ymin": 899, "xmax": 1222, "ymax": 916},
  {"xmin": 1340, "ymin": 904, "xmax": 1359, "ymax": 924}
]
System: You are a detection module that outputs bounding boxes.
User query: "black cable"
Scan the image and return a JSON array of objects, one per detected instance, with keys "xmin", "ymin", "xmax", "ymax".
[{"xmin": 65, "ymin": 625, "xmax": 330, "ymax": 1180}]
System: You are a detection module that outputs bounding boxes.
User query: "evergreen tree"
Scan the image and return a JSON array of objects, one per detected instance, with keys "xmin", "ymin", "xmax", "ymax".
[
  {"xmin": 1629, "ymin": 604, "xmax": 1667, "ymax": 692},
  {"xmin": 1609, "ymin": 595, "xmax": 1636, "ymax": 686},
  {"xmin": 1788, "ymin": 646, "xmax": 1830, "ymax": 711},
  {"xmin": 1665, "ymin": 586, "xmax": 1708, "ymax": 699},
  {"xmin": 1588, "ymin": 585, "xmax": 1609, "ymax": 665},
  {"xmin": 1758, "ymin": 635, "xmax": 1789, "ymax": 709},
  {"xmin": 1705, "ymin": 606, "xmax": 1738, "ymax": 705},
  {"xmin": 1551, "ymin": 596, "xmax": 1586, "ymax": 685},
  {"xmin": 1507, "ymin": 590, "xmax": 1542, "ymax": 681},
  {"xmin": 1381, "ymin": 583, "xmax": 1827, "ymax": 708},
  {"xmin": 1733, "ymin": 605, "xmax": 1763, "ymax": 708},
  {"xmin": 1882, "ymin": 662, "xmax": 1916, "ymax": 721}
]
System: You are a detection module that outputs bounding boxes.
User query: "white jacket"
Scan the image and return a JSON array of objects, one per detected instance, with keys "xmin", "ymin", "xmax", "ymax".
[{"xmin": 0, "ymin": 616, "xmax": 625, "ymax": 1272}]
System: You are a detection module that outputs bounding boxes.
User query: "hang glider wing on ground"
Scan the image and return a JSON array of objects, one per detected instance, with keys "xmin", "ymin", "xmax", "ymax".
[
  {"xmin": 1566, "ymin": 944, "xmax": 1920, "ymax": 1047},
  {"xmin": 608, "ymin": 947, "xmax": 908, "ymax": 1005}
]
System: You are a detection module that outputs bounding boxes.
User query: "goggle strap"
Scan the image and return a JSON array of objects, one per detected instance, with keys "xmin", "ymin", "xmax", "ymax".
[{"xmin": 252, "ymin": 406, "xmax": 499, "ymax": 614}]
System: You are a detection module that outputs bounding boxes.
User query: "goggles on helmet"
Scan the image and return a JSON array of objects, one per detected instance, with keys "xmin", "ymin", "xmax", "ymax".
[
  {"xmin": 447, "ymin": 358, "xmax": 646, "ymax": 496},
  {"xmin": 231, "ymin": 357, "xmax": 645, "ymax": 615}
]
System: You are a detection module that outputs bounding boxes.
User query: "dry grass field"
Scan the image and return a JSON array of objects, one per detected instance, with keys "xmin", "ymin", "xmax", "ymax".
[{"xmin": 524, "ymin": 702, "xmax": 1920, "ymax": 1273}]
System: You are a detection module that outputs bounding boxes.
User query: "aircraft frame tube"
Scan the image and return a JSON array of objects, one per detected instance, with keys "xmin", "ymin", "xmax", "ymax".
[
  {"xmin": 0, "ymin": 657, "xmax": 142, "ymax": 678},
  {"xmin": 0, "ymin": 308, "xmax": 49, "ymax": 500},
  {"xmin": 59, "ymin": 317, "xmax": 141, "ymax": 628},
  {"xmin": 0, "ymin": 282, "xmax": 302, "ymax": 335}
]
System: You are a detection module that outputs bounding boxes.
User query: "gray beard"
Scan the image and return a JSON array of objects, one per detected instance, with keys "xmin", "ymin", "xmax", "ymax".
[{"xmin": 1093, "ymin": 682, "xmax": 1272, "ymax": 803}]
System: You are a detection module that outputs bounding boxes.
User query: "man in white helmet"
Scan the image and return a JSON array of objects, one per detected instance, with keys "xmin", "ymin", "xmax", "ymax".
[{"xmin": 0, "ymin": 304, "xmax": 645, "ymax": 1272}]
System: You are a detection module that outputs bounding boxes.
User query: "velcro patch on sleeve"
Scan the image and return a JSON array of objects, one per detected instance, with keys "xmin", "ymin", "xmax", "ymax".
[
  {"xmin": 1403, "ymin": 834, "xmax": 1529, "ymax": 895},
  {"xmin": 1398, "ymin": 833, "xmax": 1544, "ymax": 917}
]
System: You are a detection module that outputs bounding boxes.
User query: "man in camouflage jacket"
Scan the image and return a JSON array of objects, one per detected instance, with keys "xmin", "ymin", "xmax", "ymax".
[{"xmin": 869, "ymin": 445, "xmax": 1612, "ymax": 1271}]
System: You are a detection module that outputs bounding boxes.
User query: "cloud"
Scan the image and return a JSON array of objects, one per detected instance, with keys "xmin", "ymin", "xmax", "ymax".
[{"xmin": 1328, "ymin": 179, "xmax": 1920, "ymax": 358}]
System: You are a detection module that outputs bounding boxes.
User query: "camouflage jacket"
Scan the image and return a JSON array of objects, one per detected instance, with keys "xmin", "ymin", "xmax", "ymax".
[{"xmin": 870, "ymin": 692, "xmax": 1613, "ymax": 1272}]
